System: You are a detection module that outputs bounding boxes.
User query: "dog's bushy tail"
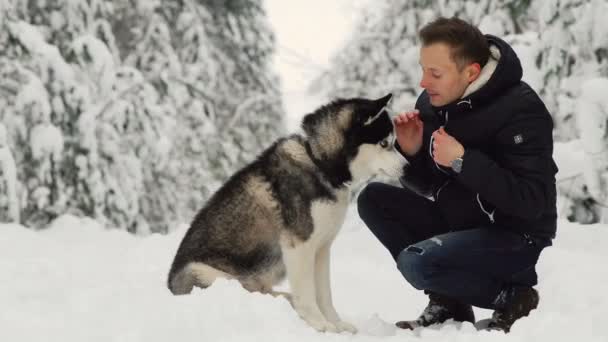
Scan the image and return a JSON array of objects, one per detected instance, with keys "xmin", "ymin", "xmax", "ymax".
[{"xmin": 167, "ymin": 258, "xmax": 197, "ymax": 295}]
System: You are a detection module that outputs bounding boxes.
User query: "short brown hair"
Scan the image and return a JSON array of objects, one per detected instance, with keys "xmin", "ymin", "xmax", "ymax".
[{"xmin": 419, "ymin": 17, "xmax": 490, "ymax": 70}]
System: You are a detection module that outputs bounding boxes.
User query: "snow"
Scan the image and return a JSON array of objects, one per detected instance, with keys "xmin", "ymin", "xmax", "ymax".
[
  {"xmin": 551, "ymin": 78, "xmax": 608, "ymax": 220},
  {"xmin": 70, "ymin": 35, "xmax": 117, "ymax": 98},
  {"xmin": 7, "ymin": 20, "xmax": 75, "ymax": 81},
  {"xmin": 576, "ymin": 78, "xmax": 608, "ymax": 155},
  {"xmin": 14, "ymin": 73, "xmax": 52, "ymax": 123},
  {"xmin": 0, "ymin": 123, "xmax": 18, "ymax": 223},
  {"xmin": 30, "ymin": 123, "xmax": 64, "ymax": 160},
  {"xmin": 507, "ymin": 32, "xmax": 544, "ymax": 94},
  {"xmin": 554, "ymin": 139, "xmax": 585, "ymax": 182},
  {"xmin": 1, "ymin": 208, "xmax": 607, "ymax": 342},
  {"xmin": 576, "ymin": 78, "xmax": 608, "ymax": 199}
]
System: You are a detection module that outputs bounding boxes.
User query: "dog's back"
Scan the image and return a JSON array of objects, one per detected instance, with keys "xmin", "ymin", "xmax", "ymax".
[{"xmin": 167, "ymin": 135, "xmax": 336, "ymax": 294}]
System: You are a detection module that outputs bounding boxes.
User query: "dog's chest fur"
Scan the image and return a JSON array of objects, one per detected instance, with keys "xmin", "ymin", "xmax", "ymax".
[{"xmin": 308, "ymin": 188, "xmax": 350, "ymax": 245}]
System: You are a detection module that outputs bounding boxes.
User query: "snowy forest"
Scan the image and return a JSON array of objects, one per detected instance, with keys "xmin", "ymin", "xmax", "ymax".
[
  {"xmin": 1, "ymin": 0, "xmax": 607, "ymax": 234},
  {"xmin": 0, "ymin": 0, "xmax": 284, "ymax": 234}
]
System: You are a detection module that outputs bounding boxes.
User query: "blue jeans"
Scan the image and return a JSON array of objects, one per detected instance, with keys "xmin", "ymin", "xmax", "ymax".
[{"xmin": 358, "ymin": 182, "xmax": 551, "ymax": 309}]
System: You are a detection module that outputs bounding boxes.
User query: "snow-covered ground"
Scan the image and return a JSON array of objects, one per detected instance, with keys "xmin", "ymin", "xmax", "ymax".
[{"xmin": 1, "ymin": 208, "xmax": 606, "ymax": 342}]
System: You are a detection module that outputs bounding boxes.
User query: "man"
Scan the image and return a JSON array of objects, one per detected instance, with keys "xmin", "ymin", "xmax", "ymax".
[{"xmin": 357, "ymin": 17, "xmax": 558, "ymax": 333}]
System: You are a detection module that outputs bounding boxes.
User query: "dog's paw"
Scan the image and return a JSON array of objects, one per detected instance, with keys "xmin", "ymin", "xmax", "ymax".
[
  {"xmin": 307, "ymin": 318, "xmax": 338, "ymax": 333},
  {"xmin": 335, "ymin": 320, "xmax": 358, "ymax": 334}
]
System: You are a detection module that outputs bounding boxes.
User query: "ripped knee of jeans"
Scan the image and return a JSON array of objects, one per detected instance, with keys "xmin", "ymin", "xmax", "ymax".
[
  {"xmin": 405, "ymin": 245, "xmax": 425, "ymax": 255},
  {"xmin": 396, "ymin": 245, "xmax": 430, "ymax": 290}
]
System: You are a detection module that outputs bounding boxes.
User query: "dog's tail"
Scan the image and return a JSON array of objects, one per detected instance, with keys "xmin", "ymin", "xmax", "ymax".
[
  {"xmin": 168, "ymin": 259, "xmax": 229, "ymax": 295},
  {"xmin": 167, "ymin": 261, "xmax": 198, "ymax": 295}
]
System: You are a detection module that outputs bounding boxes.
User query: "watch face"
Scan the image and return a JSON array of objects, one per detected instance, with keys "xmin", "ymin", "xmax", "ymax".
[{"xmin": 451, "ymin": 158, "xmax": 463, "ymax": 173}]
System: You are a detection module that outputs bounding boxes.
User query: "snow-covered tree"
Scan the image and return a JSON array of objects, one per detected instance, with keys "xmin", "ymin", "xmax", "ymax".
[
  {"xmin": 0, "ymin": 0, "xmax": 284, "ymax": 232},
  {"xmin": 554, "ymin": 77, "xmax": 608, "ymax": 224},
  {"xmin": 0, "ymin": 123, "xmax": 19, "ymax": 223},
  {"xmin": 533, "ymin": 0, "xmax": 608, "ymax": 141},
  {"xmin": 158, "ymin": 0, "xmax": 284, "ymax": 218},
  {"xmin": 0, "ymin": 19, "xmax": 69, "ymax": 227}
]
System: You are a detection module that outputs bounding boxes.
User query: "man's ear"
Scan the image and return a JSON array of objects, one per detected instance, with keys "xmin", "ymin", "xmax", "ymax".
[{"xmin": 467, "ymin": 63, "xmax": 482, "ymax": 83}]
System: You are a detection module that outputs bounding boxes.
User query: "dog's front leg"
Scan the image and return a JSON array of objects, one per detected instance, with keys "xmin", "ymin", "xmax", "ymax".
[
  {"xmin": 282, "ymin": 242, "xmax": 338, "ymax": 333},
  {"xmin": 315, "ymin": 242, "xmax": 358, "ymax": 333}
]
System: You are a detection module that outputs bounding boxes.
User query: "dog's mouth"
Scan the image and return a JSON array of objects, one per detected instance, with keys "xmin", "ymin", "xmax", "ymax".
[
  {"xmin": 377, "ymin": 160, "xmax": 406, "ymax": 178},
  {"xmin": 377, "ymin": 168, "xmax": 392, "ymax": 177}
]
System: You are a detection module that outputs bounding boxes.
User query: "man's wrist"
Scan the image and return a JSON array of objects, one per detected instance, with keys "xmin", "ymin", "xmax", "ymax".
[
  {"xmin": 451, "ymin": 147, "xmax": 465, "ymax": 173},
  {"xmin": 395, "ymin": 140, "xmax": 421, "ymax": 158}
]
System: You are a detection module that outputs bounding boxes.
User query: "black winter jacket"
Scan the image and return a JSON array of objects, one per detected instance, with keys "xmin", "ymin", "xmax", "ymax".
[{"xmin": 399, "ymin": 35, "xmax": 558, "ymax": 239}]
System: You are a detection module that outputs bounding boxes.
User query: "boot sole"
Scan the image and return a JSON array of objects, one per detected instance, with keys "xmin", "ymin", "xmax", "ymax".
[{"xmin": 474, "ymin": 318, "xmax": 494, "ymax": 331}]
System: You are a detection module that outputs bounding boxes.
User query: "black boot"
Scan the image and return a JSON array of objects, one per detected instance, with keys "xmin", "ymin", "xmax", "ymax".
[
  {"xmin": 396, "ymin": 292, "xmax": 475, "ymax": 330},
  {"xmin": 486, "ymin": 286, "xmax": 539, "ymax": 333}
]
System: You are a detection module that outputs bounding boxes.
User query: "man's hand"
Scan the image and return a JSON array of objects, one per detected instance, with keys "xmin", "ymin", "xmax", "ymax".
[
  {"xmin": 431, "ymin": 127, "xmax": 464, "ymax": 167},
  {"xmin": 394, "ymin": 110, "xmax": 423, "ymax": 156}
]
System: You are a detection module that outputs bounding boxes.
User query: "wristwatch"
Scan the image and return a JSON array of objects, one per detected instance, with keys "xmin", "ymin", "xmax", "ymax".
[{"xmin": 451, "ymin": 157, "xmax": 463, "ymax": 173}]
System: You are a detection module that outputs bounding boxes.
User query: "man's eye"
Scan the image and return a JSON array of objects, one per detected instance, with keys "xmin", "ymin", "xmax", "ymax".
[{"xmin": 379, "ymin": 140, "xmax": 389, "ymax": 148}]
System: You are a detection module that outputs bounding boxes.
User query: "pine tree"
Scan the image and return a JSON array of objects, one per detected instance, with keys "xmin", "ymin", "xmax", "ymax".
[
  {"xmin": 0, "ymin": 0, "xmax": 284, "ymax": 232},
  {"xmin": 0, "ymin": 18, "xmax": 68, "ymax": 228},
  {"xmin": 160, "ymin": 0, "xmax": 284, "ymax": 218},
  {"xmin": 0, "ymin": 122, "xmax": 19, "ymax": 223},
  {"xmin": 532, "ymin": 0, "xmax": 608, "ymax": 141}
]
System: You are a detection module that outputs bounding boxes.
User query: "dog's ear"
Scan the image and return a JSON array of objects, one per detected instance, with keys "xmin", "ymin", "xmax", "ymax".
[
  {"xmin": 375, "ymin": 93, "xmax": 393, "ymax": 107},
  {"xmin": 363, "ymin": 93, "xmax": 393, "ymax": 126},
  {"xmin": 301, "ymin": 111, "xmax": 321, "ymax": 137}
]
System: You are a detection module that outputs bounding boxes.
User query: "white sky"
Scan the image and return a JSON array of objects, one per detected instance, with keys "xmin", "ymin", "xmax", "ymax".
[{"xmin": 265, "ymin": 0, "xmax": 366, "ymax": 132}]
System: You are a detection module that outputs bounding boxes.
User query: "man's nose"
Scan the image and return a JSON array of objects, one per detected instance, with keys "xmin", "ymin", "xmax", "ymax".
[{"xmin": 419, "ymin": 75, "xmax": 430, "ymax": 89}]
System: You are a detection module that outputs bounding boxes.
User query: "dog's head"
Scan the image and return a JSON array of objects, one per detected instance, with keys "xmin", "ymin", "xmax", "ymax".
[{"xmin": 301, "ymin": 93, "xmax": 406, "ymax": 187}]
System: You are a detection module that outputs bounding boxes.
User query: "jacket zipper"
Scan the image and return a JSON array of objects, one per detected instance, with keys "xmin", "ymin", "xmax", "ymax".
[
  {"xmin": 435, "ymin": 179, "xmax": 451, "ymax": 200},
  {"xmin": 476, "ymin": 193, "xmax": 496, "ymax": 223},
  {"xmin": 430, "ymin": 110, "xmax": 451, "ymax": 175}
]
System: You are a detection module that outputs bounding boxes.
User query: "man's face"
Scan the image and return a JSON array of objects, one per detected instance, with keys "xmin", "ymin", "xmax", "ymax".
[{"xmin": 419, "ymin": 43, "xmax": 478, "ymax": 107}]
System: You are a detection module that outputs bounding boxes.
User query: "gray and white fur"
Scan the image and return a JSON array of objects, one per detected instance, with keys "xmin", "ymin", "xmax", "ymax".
[{"xmin": 167, "ymin": 93, "xmax": 405, "ymax": 333}]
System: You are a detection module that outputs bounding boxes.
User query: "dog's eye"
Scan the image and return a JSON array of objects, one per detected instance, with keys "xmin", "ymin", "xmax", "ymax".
[{"xmin": 379, "ymin": 139, "xmax": 389, "ymax": 148}]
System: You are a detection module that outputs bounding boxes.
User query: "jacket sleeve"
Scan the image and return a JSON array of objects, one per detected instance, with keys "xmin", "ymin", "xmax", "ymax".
[
  {"xmin": 395, "ymin": 93, "xmax": 435, "ymax": 197},
  {"xmin": 455, "ymin": 114, "xmax": 557, "ymax": 219}
]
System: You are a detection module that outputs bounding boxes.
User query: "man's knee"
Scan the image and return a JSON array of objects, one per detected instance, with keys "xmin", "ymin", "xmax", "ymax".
[
  {"xmin": 396, "ymin": 244, "xmax": 436, "ymax": 290},
  {"xmin": 356, "ymin": 182, "xmax": 385, "ymax": 224}
]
